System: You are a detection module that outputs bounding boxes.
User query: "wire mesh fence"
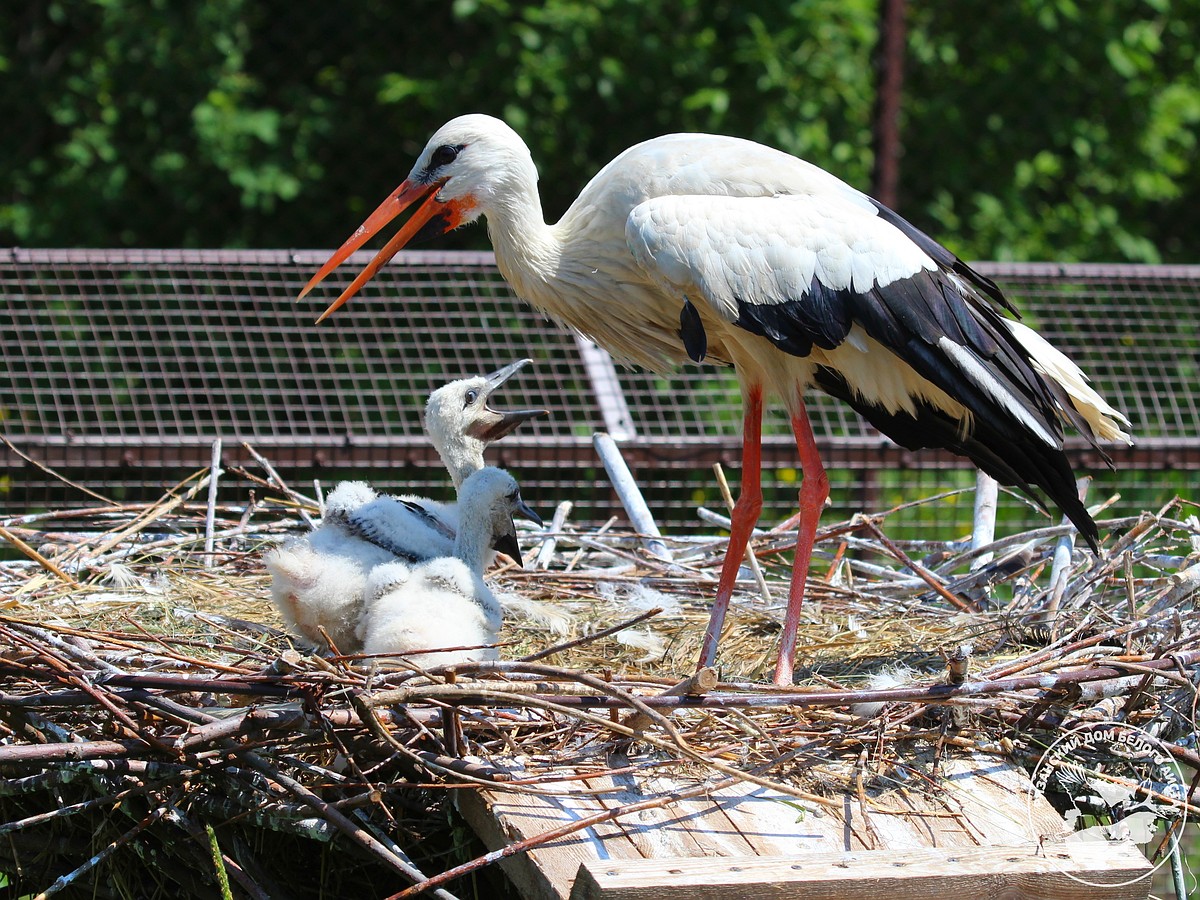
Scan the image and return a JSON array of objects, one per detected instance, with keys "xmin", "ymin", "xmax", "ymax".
[{"xmin": 2, "ymin": 249, "xmax": 1197, "ymax": 540}]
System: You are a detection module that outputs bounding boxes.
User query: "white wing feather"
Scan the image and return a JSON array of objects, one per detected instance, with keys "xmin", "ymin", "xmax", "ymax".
[{"xmin": 625, "ymin": 193, "xmax": 935, "ymax": 320}]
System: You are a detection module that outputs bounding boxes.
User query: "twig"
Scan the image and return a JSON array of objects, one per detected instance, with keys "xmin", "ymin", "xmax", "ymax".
[
  {"xmin": 621, "ymin": 666, "xmax": 719, "ymax": 735},
  {"xmin": 0, "ymin": 739, "xmax": 146, "ymax": 765},
  {"xmin": 0, "ymin": 523, "xmax": 78, "ymax": 585},
  {"xmin": 970, "ymin": 471, "xmax": 998, "ymax": 571},
  {"xmin": 519, "ymin": 606, "xmax": 664, "ymax": 662},
  {"xmin": 85, "ymin": 521, "xmax": 293, "ymax": 568},
  {"xmin": 205, "ymin": 438, "xmax": 223, "ymax": 568},
  {"xmin": 173, "ymin": 706, "xmax": 310, "ymax": 750},
  {"xmin": 533, "ymin": 500, "xmax": 573, "ymax": 569},
  {"xmin": 0, "ymin": 772, "xmax": 188, "ymax": 835},
  {"xmin": 32, "ymin": 802, "xmax": 168, "ymax": 899},
  {"xmin": 241, "ymin": 441, "xmax": 317, "ymax": 527},
  {"xmin": 0, "ymin": 622, "xmax": 178, "ymax": 757},
  {"xmin": 980, "ymin": 610, "xmax": 1176, "ymax": 680},
  {"xmin": 1, "ymin": 435, "xmax": 115, "ymax": 504},
  {"xmin": 396, "ymin": 650, "xmax": 1200, "ymax": 714},
  {"xmin": 239, "ymin": 746, "xmax": 454, "ymax": 895},
  {"xmin": 96, "ymin": 676, "xmax": 460, "ymax": 899},
  {"xmin": 564, "ymin": 515, "xmax": 617, "ymax": 572},
  {"xmin": 82, "ymin": 470, "xmax": 211, "ymax": 560},
  {"xmin": 372, "ymin": 662, "xmax": 840, "ymax": 812},
  {"xmin": 1041, "ymin": 476, "xmax": 1089, "ymax": 632},
  {"xmin": 859, "ymin": 516, "xmax": 979, "ymax": 612},
  {"xmin": 713, "ymin": 462, "xmax": 773, "ymax": 605}
]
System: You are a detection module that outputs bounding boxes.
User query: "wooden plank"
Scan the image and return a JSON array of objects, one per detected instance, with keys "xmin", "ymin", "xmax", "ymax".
[
  {"xmin": 456, "ymin": 786, "xmax": 636, "ymax": 900},
  {"xmin": 459, "ymin": 752, "xmax": 1071, "ymax": 893},
  {"xmin": 569, "ymin": 841, "xmax": 1153, "ymax": 900},
  {"xmin": 458, "ymin": 750, "xmax": 1146, "ymax": 900}
]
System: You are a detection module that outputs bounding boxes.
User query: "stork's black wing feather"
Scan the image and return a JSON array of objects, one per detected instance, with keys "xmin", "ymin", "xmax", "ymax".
[
  {"xmin": 866, "ymin": 198, "xmax": 1015, "ymax": 315},
  {"xmin": 731, "ymin": 224, "xmax": 1102, "ymax": 545},
  {"xmin": 813, "ymin": 366, "xmax": 1098, "ymax": 550},
  {"xmin": 732, "ymin": 264, "xmax": 1068, "ymax": 450}
]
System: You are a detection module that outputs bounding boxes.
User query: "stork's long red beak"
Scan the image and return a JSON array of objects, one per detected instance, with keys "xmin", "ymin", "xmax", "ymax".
[{"xmin": 299, "ymin": 178, "xmax": 473, "ymax": 322}]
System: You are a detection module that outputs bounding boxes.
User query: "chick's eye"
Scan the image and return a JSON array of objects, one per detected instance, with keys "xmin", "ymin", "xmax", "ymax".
[
  {"xmin": 430, "ymin": 143, "xmax": 463, "ymax": 169},
  {"xmin": 463, "ymin": 390, "xmax": 478, "ymax": 407}
]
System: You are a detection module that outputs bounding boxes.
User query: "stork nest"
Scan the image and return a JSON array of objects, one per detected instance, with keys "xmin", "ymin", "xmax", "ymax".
[{"xmin": 1, "ymin": 456, "xmax": 1199, "ymax": 899}]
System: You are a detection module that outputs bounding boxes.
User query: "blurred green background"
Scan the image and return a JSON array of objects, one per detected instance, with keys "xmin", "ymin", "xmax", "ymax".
[{"xmin": 3, "ymin": 0, "xmax": 1197, "ymax": 261}]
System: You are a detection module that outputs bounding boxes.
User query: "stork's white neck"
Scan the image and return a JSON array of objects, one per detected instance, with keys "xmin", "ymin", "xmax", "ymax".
[
  {"xmin": 485, "ymin": 182, "xmax": 562, "ymax": 300},
  {"xmin": 436, "ymin": 439, "xmax": 484, "ymax": 490},
  {"xmin": 452, "ymin": 508, "xmax": 493, "ymax": 575},
  {"xmin": 474, "ymin": 135, "xmax": 689, "ymax": 372}
]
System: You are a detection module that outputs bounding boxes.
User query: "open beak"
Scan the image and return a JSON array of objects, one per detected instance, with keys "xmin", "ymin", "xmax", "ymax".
[
  {"xmin": 299, "ymin": 178, "xmax": 474, "ymax": 322},
  {"xmin": 471, "ymin": 406, "xmax": 548, "ymax": 442},
  {"xmin": 493, "ymin": 525, "xmax": 524, "ymax": 568},
  {"xmin": 470, "ymin": 358, "xmax": 549, "ymax": 441},
  {"xmin": 484, "ymin": 359, "xmax": 535, "ymax": 391}
]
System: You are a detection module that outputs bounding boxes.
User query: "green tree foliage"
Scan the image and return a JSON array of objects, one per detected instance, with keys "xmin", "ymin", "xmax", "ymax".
[
  {"xmin": 2, "ymin": 0, "xmax": 1196, "ymax": 259},
  {"xmin": 904, "ymin": 0, "xmax": 1200, "ymax": 262},
  {"xmin": 3, "ymin": 1, "xmax": 323, "ymax": 246}
]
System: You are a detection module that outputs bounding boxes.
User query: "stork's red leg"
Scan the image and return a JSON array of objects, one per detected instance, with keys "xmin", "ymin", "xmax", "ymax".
[
  {"xmin": 697, "ymin": 384, "xmax": 764, "ymax": 670},
  {"xmin": 773, "ymin": 395, "xmax": 829, "ymax": 685}
]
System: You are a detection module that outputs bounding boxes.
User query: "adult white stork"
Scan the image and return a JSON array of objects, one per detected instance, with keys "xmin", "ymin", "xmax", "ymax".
[{"xmin": 300, "ymin": 113, "xmax": 1131, "ymax": 685}]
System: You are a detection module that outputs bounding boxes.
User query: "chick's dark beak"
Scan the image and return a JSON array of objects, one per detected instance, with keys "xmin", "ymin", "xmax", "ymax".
[{"xmin": 492, "ymin": 528, "xmax": 525, "ymax": 568}]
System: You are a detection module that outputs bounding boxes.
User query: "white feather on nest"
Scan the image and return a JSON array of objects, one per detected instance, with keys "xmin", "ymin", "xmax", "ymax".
[
  {"xmin": 597, "ymin": 581, "xmax": 682, "ymax": 617},
  {"xmin": 497, "ymin": 591, "xmax": 574, "ymax": 637},
  {"xmin": 850, "ymin": 665, "xmax": 917, "ymax": 719},
  {"xmin": 614, "ymin": 628, "xmax": 667, "ymax": 663}
]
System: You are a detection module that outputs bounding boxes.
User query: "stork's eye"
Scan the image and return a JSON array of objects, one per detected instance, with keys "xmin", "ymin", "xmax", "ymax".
[
  {"xmin": 464, "ymin": 389, "xmax": 478, "ymax": 407},
  {"xmin": 430, "ymin": 144, "xmax": 463, "ymax": 169}
]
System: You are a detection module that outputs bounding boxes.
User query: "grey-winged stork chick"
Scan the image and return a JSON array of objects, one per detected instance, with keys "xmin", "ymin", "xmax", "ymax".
[
  {"xmin": 299, "ymin": 113, "xmax": 1131, "ymax": 684},
  {"xmin": 336, "ymin": 358, "xmax": 546, "ymax": 559},
  {"xmin": 359, "ymin": 466, "xmax": 542, "ymax": 668},
  {"xmin": 265, "ymin": 360, "xmax": 545, "ymax": 651}
]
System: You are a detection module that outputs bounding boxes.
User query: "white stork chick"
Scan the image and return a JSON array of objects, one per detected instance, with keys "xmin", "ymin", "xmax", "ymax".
[
  {"xmin": 264, "ymin": 480, "xmax": 391, "ymax": 652},
  {"xmin": 359, "ymin": 467, "xmax": 542, "ymax": 668},
  {"xmin": 265, "ymin": 362, "xmax": 545, "ymax": 652},
  {"xmin": 336, "ymin": 358, "xmax": 547, "ymax": 558},
  {"xmin": 301, "ymin": 114, "xmax": 1131, "ymax": 685},
  {"xmin": 427, "ymin": 359, "xmax": 548, "ymax": 489}
]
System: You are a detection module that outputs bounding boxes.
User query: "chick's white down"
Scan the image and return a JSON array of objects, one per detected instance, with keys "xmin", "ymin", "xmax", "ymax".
[
  {"xmin": 264, "ymin": 480, "xmax": 389, "ymax": 653},
  {"xmin": 358, "ymin": 467, "xmax": 537, "ymax": 668},
  {"xmin": 264, "ymin": 362, "xmax": 543, "ymax": 651}
]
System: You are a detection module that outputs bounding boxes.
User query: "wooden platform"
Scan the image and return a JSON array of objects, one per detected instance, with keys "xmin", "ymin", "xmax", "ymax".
[{"xmin": 457, "ymin": 750, "xmax": 1153, "ymax": 900}]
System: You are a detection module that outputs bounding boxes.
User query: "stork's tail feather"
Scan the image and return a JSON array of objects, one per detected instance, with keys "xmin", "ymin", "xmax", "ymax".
[{"xmin": 1003, "ymin": 319, "xmax": 1132, "ymax": 449}]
